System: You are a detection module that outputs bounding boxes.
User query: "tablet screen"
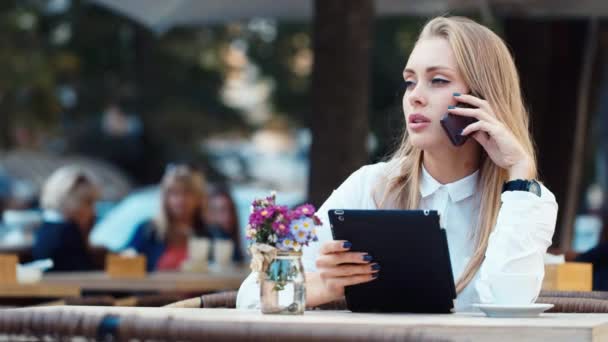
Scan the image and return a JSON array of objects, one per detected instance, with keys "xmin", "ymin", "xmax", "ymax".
[{"xmin": 329, "ymin": 209, "xmax": 456, "ymax": 313}]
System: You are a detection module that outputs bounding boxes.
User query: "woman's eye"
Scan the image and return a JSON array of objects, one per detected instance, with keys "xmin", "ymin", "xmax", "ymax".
[
  {"xmin": 404, "ymin": 80, "xmax": 415, "ymax": 89},
  {"xmin": 431, "ymin": 78, "xmax": 450, "ymax": 85}
]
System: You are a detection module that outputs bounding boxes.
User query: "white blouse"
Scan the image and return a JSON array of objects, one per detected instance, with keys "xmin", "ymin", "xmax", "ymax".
[{"xmin": 236, "ymin": 159, "xmax": 558, "ymax": 311}]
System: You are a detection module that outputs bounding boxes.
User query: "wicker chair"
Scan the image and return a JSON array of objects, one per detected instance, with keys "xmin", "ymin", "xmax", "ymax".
[
  {"xmin": 164, "ymin": 291, "xmax": 238, "ymax": 309},
  {"xmin": 166, "ymin": 289, "xmax": 608, "ymax": 314},
  {"xmin": 539, "ymin": 290, "xmax": 608, "ymax": 300},
  {"xmin": 535, "ymin": 290, "xmax": 608, "ymax": 313},
  {"xmin": 64, "ymin": 296, "xmax": 117, "ymax": 307},
  {"xmin": 130, "ymin": 293, "xmax": 186, "ymax": 307},
  {"xmin": 164, "ymin": 290, "xmax": 349, "ymax": 310}
]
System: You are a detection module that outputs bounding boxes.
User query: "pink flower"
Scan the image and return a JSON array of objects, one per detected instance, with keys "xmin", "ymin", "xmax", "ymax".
[
  {"xmin": 249, "ymin": 206, "xmax": 274, "ymax": 226},
  {"xmin": 272, "ymin": 221, "xmax": 289, "ymax": 235},
  {"xmin": 293, "ymin": 204, "xmax": 316, "ymax": 218}
]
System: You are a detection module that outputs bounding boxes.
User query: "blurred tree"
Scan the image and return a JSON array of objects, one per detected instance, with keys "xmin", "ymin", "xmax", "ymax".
[
  {"xmin": 0, "ymin": 1, "xmax": 61, "ymax": 148},
  {"xmin": 369, "ymin": 17, "xmax": 426, "ymax": 162},
  {"xmin": 0, "ymin": 0, "xmax": 426, "ymax": 189},
  {"xmin": 308, "ymin": 0, "xmax": 374, "ymax": 206}
]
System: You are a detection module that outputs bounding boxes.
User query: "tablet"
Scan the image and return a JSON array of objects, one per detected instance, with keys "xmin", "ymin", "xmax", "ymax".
[{"xmin": 328, "ymin": 209, "xmax": 456, "ymax": 313}]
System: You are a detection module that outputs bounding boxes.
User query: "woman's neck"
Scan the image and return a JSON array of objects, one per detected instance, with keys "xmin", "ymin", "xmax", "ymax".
[
  {"xmin": 422, "ymin": 144, "xmax": 480, "ymax": 184},
  {"xmin": 166, "ymin": 220, "xmax": 194, "ymax": 246}
]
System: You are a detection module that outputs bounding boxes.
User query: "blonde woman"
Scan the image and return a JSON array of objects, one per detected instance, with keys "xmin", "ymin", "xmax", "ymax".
[
  {"xmin": 33, "ymin": 165, "xmax": 103, "ymax": 271},
  {"xmin": 237, "ymin": 16, "xmax": 558, "ymax": 311},
  {"xmin": 126, "ymin": 164, "xmax": 209, "ymax": 271}
]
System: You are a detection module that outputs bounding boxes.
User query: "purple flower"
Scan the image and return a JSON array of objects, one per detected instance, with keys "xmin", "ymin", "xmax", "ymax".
[
  {"xmin": 275, "ymin": 205, "xmax": 289, "ymax": 216},
  {"xmin": 248, "ymin": 212, "xmax": 262, "ymax": 226},
  {"xmin": 249, "ymin": 206, "xmax": 275, "ymax": 226},
  {"xmin": 272, "ymin": 221, "xmax": 290, "ymax": 236},
  {"xmin": 292, "ymin": 204, "xmax": 316, "ymax": 220}
]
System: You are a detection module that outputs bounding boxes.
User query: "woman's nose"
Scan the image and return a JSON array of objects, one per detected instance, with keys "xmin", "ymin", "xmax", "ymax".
[{"xmin": 407, "ymin": 84, "xmax": 427, "ymax": 108}]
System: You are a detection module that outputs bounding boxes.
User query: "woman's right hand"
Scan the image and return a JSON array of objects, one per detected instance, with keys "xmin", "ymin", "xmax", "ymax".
[{"xmin": 314, "ymin": 240, "xmax": 380, "ymax": 303}]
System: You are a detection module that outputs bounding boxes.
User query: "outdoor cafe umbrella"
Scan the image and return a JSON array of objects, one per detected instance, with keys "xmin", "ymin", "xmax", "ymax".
[
  {"xmin": 87, "ymin": 0, "xmax": 608, "ymax": 35},
  {"xmin": 87, "ymin": 0, "xmax": 472, "ymax": 34},
  {"xmin": 0, "ymin": 151, "xmax": 132, "ymax": 202}
]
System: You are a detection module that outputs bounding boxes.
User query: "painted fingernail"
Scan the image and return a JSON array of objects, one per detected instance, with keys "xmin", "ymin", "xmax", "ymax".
[
  {"xmin": 371, "ymin": 263, "xmax": 381, "ymax": 271},
  {"xmin": 343, "ymin": 241, "xmax": 352, "ymax": 249},
  {"xmin": 363, "ymin": 254, "xmax": 373, "ymax": 262},
  {"xmin": 372, "ymin": 273, "xmax": 380, "ymax": 278},
  {"xmin": 453, "ymin": 92, "xmax": 461, "ymax": 96},
  {"xmin": 448, "ymin": 105, "xmax": 456, "ymax": 109}
]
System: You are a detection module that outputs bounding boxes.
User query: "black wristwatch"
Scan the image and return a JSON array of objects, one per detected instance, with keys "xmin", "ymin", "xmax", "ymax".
[{"xmin": 502, "ymin": 179, "xmax": 541, "ymax": 197}]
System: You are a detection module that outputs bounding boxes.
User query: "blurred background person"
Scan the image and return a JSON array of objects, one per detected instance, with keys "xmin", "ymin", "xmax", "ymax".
[
  {"xmin": 0, "ymin": 168, "xmax": 12, "ymax": 218},
  {"xmin": 571, "ymin": 232, "xmax": 608, "ymax": 290},
  {"xmin": 206, "ymin": 184, "xmax": 244, "ymax": 264},
  {"xmin": 32, "ymin": 165, "xmax": 105, "ymax": 271},
  {"xmin": 125, "ymin": 164, "xmax": 209, "ymax": 271},
  {"xmin": 551, "ymin": 184, "xmax": 608, "ymax": 290}
]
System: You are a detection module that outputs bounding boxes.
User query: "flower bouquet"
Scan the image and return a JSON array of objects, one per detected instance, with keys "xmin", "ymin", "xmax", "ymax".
[{"xmin": 246, "ymin": 192, "xmax": 322, "ymax": 314}]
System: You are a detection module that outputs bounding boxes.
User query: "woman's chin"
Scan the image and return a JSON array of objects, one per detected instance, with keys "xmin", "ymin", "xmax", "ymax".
[{"xmin": 408, "ymin": 133, "xmax": 438, "ymax": 149}]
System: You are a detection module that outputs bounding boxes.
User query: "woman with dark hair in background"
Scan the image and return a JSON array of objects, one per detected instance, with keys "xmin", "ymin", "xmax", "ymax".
[{"xmin": 206, "ymin": 185, "xmax": 244, "ymax": 263}]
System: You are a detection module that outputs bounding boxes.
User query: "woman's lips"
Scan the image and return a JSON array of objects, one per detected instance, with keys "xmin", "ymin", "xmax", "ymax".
[{"xmin": 408, "ymin": 113, "xmax": 431, "ymax": 132}]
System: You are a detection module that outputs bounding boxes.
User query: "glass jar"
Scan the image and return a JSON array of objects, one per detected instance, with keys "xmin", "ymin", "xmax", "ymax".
[{"xmin": 260, "ymin": 251, "xmax": 305, "ymax": 314}]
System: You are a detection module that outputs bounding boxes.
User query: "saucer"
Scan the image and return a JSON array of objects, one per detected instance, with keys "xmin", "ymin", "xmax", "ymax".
[{"xmin": 472, "ymin": 303, "xmax": 554, "ymax": 318}]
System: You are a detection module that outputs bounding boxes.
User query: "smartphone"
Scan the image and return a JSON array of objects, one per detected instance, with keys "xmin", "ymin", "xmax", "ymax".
[{"xmin": 440, "ymin": 103, "xmax": 478, "ymax": 146}]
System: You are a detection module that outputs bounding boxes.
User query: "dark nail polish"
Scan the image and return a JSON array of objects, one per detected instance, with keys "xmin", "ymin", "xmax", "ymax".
[
  {"xmin": 343, "ymin": 241, "xmax": 352, "ymax": 249},
  {"xmin": 371, "ymin": 263, "xmax": 381, "ymax": 271},
  {"xmin": 453, "ymin": 92, "xmax": 461, "ymax": 96},
  {"xmin": 372, "ymin": 272, "xmax": 380, "ymax": 278},
  {"xmin": 448, "ymin": 105, "xmax": 455, "ymax": 109},
  {"xmin": 363, "ymin": 254, "xmax": 373, "ymax": 262}
]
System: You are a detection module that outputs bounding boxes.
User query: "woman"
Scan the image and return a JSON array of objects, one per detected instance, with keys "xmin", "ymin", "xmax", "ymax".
[
  {"xmin": 126, "ymin": 164, "xmax": 209, "ymax": 271},
  {"xmin": 237, "ymin": 16, "xmax": 558, "ymax": 311},
  {"xmin": 205, "ymin": 185, "xmax": 244, "ymax": 263},
  {"xmin": 571, "ymin": 242, "xmax": 608, "ymax": 290},
  {"xmin": 32, "ymin": 165, "xmax": 104, "ymax": 271}
]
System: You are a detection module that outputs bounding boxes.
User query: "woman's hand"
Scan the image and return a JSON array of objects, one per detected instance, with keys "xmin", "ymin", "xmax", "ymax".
[
  {"xmin": 447, "ymin": 93, "xmax": 533, "ymax": 179},
  {"xmin": 309, "ymin": 240, "xmax": 379, "ymax": 305}
]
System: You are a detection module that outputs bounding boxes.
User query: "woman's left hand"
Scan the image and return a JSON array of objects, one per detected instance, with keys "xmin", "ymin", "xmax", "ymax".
[{"xmin": 447, "ymin": 93, "xmax": 533, "ymax": 179}]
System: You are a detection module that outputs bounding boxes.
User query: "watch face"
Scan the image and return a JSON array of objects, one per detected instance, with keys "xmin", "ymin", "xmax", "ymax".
[{"xmin": 529, "ymin": 181, "xmax": 541, "ymax": 197}]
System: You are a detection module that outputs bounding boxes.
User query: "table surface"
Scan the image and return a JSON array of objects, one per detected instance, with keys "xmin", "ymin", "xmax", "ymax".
[
  {"xmin": 12, "ymin": 306, "xmax": 608, "ymax": 342},
  {"xmin": 40, "ymin": 267, "xmax": 250, "ymax": 293},
  {"xmin": 0, "ymin": 283, "xmax": 80, "ymax": 298}
]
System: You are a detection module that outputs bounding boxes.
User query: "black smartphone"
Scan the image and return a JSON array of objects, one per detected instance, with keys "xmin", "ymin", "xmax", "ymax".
[{"xmin": 440, "ymin": 103, "xmax": 478, "ymax": 146}]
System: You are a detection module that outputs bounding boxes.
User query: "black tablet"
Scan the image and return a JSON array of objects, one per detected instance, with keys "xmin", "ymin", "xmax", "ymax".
[{"xmin": 328, "ymin": 209, "xmax": 456, "ymax": 313}]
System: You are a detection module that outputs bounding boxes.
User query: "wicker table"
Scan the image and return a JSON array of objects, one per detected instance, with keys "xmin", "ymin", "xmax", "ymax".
[{"xmin": 3, "ymin": 306, "xmax": 608, "ymax": 341}]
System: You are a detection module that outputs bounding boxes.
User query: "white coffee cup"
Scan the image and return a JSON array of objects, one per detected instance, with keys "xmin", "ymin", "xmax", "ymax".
[
  {"xmin": 488, "ymin": 273, "xmax": 541, "ymax": 305},
  {"xmin": 188, "ymin": 237, "xmax": 210, "ymax": 261},
  {"xmin": 213, "ymin": 239, "xmax": 234, "ymax": 267}
]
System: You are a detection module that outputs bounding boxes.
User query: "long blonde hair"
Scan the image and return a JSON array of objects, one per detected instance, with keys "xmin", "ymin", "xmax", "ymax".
[
  {"xmin": 153, "ymin": 164, "xmax": 208, "ymax": 240},
  {"xmin": 375, "ymin": 16, "xmax": 537, "ymax": 294}
]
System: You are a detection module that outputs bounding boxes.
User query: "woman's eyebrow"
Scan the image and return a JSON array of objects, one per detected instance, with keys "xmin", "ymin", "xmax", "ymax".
[{"xmin": 403, "ymin": 66, "xmax": 454, "ymax": 75}]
